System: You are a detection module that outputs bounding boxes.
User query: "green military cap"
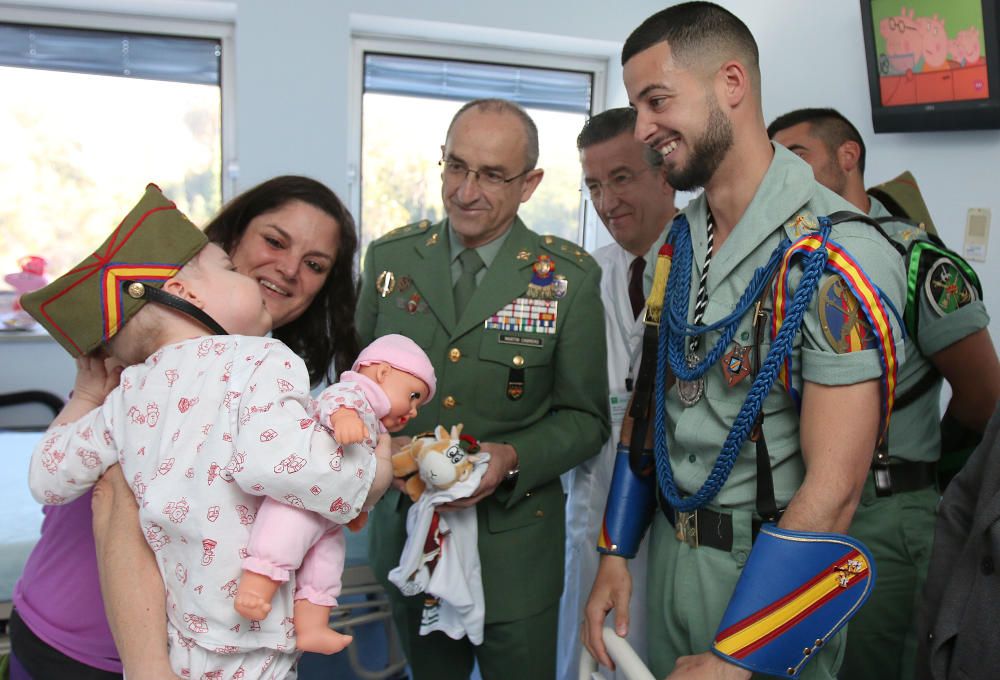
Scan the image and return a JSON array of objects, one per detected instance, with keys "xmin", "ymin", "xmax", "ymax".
[
  {"xmin": 867, "ymin": 170, "xmax": 939, "ymax": 237},
  {"xmin": 22, "ymin": 184, "xmax": 207, "ymax": 357}
]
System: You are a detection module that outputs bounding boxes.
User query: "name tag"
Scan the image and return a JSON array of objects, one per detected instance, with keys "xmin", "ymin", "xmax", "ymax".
[
  {"xmin": 498, "ymin": 333, "xmax": 544, "ymax": 348},
  {"xmin": 610, "ymin": 390, "xmax": 629, "ymax": 425},
  {"xmin": 484, "ymin": 297, "xmax": 558, "ymax": 335}
]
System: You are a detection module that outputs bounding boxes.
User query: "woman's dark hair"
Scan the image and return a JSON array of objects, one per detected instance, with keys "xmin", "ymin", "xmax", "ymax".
[{"xmin": 204, "ymin": 175, "xmax": 360, "ymax": 386}]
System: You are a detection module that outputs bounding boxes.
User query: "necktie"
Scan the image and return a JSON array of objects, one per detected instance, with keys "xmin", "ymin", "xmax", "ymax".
[
  {"xmin": 628, "ymin": 256, "xmax": 646, "ymax": 319},
  {"xmin": 454, "ymin": 248, "xmax": 485, "ymax": 317}
]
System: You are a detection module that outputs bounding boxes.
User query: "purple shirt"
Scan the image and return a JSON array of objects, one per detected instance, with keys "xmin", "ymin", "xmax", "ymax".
[{"xmin": 13, "ymin": 490, "xmax": 122, "ymax": 673}]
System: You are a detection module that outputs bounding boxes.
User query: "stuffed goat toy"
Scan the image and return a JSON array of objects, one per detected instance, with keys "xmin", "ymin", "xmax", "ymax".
[{"xmin": 391, "ymin": 424, "xmax": 481, "ymax": 501}]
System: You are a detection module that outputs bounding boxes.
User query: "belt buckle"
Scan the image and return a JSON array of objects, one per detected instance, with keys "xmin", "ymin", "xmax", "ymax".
[{"xmin": 675, "ymin": 510, "xmax": 699, "ymax": 548}]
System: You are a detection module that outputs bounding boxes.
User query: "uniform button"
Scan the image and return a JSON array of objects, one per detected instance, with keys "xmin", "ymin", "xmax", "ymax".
[
  {"xmin": 448, "ymin": 348, "xmax": 462, "ymax": 362},
  {"xmin": 512, "ymin": 354, "xmax": 525, "ymax": 368},
  {"xmin": 535, "ymin": 509, "xmax": 544, "ymax": 518},
  {"xmin": 982, "ymin": 556, "xmax": 994, "ymax": 575},
  {"xmin": 733, "ymin": 550, "xmax": 748, "ymax": 566},
  {"xmin": 525, "ymin": 491, "xmax": 532, "ymax": 498},
  {"xmin": 688, "ymin": 454, "xmax": 697, "ymax": 463},
  {"xmin": 443, "ymin": 396, "xmax": 456, "ymax": 409}
]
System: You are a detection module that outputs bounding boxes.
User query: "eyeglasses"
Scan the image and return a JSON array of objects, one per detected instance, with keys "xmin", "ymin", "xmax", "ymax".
[
  {"xmin": 583, "ymin": 166, "xmax": 655, "ymax": 203},
  {"xmin": 439, "ymin": 158, "xmax": 532, "ymax": 188}
]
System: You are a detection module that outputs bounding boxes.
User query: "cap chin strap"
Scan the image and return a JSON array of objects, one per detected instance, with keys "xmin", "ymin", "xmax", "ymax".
[{"xmin": 122, "ymin": 280, "xmax": 229, "ymax": 336}]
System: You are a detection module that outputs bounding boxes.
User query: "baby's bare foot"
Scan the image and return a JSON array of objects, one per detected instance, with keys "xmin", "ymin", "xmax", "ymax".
[{"xmin": 296, "ymin": 626, "xmax": 353, "ymax": 655}]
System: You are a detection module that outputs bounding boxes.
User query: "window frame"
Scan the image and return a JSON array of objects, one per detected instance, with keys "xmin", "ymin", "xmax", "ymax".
[
  {"xmin": 0, "ymin": 2, "xmax": 237, "ymax": 202},
  {"xmin": 348, "ymin": 32, "xmax": 610, "ymax": 254}
]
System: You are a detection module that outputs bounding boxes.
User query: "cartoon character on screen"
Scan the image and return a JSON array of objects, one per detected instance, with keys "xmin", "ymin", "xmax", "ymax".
[{"xmin": 234, "ymin": 333, "xmax": 436, "ymax": 653}]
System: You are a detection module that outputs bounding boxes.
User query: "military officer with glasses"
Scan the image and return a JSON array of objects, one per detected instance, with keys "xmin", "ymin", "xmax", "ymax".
[{"xmin": 358, "ymin": 97, "xmax": 610, "ymax": 680}]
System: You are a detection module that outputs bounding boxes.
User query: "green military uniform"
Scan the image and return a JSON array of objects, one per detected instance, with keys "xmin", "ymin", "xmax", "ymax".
[
  {"xmin": 842, "ymin": 196, "xmax": 989, "ymax": 680},
  {"xmin": 357, "ymin": 216, "xmax": 610, "ymax": 679},
  {"xmin": 646, "ymin": 145, "xmax": 907, "ymax": 679}
]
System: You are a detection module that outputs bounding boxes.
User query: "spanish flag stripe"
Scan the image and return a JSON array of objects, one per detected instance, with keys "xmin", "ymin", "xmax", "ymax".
[
  {"xmin": 714, "ymin": 552, "xmax": 869, "ymax": 657},
  {"xmin": 716, "ymin": 549, "xmax": 860, "ymax": 640},
  {"xmin": 725, "ymin": 566, "xmax": 866, "ymax": 659},
  {"xmin": 102, "ymin": 265, "xmax": 181, "ymax": 338},
  {"xmin": 769, "ymin": 236, "xmax": 897, "ymax": 438},
  {"xmin": 598, "ymin": 520, "xmax": 612, "ymax": 550}
]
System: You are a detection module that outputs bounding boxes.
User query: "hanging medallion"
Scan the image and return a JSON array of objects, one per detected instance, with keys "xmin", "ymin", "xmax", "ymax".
[{"xmin": 676, "ymin": 352, "xmax": 705, "ymax": 407}]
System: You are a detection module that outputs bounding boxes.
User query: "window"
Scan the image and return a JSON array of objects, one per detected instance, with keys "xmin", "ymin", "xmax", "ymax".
[
  {"xmin": 0, "ymin": 16, "xmax": 231, "ymax": 283},
  {"xmin": 352, "ymin": 38, "xmax": 605, "ymax": 259}
]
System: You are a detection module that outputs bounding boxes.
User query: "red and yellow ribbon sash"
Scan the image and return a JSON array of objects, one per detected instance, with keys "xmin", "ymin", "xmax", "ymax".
[{"xmin": 771, "ymin": 235, "xmax": 898, "ymax": 442}]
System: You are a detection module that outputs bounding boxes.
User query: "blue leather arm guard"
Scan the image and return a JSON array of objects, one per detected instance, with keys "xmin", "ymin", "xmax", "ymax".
[
  {"xmin": 596, "ymin": 443, "xmax": 656, "ymax": 558},
  {"xmin": 712, "ymin": 525, "xmax": 876, "ymax": 678}
]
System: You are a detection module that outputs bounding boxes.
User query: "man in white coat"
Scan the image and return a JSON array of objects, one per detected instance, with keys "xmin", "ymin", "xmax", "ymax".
[{"xmin": 558, "ymin": 107, "xmax": 676, "ymax": 680}]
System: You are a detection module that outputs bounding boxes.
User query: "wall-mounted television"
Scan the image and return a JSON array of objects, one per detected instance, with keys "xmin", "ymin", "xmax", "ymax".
[{"xmin": 860, "ymin": 0, "xmax": 1000, "ymax": 132}]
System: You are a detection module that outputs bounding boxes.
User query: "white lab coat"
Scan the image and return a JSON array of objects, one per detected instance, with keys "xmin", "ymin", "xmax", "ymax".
[{"xmin": 557, "ymin": 240, "xmax": 656, "ymax": 680}]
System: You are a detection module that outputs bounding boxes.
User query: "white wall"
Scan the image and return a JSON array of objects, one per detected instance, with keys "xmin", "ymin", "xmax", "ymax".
[
  {"xmin": 235, "ymin": 0, "xmax": 1000, "ymax": 342},
  {"xmin": 4, "ymin": 0, "xmax": 1000, "ymax": 400}
]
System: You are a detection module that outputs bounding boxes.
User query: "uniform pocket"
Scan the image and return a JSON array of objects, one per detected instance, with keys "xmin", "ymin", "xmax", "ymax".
[
  {"xmin": 484, "ymin": 483, "xmax": 561, "ymax": 534},
  {"xmin": 475, "ymin": 330, "xmax": 555, "ymax": 417}
]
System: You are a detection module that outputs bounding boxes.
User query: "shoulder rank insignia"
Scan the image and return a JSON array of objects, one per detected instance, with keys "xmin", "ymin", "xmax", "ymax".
[
  {"xmin": 786, "ymin": 212, "xmax": 819, "ymax": 238},
  {"xmin": 818, "ymin": 276, "xmax": 877, "ymax": 353},
  {"xmin": 925, "ymin": 256, "xmax": 978, "ymax": 317}
]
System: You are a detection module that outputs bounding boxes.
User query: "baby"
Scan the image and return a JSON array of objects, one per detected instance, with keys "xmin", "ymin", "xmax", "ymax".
[
  {"xmin": 22, "ymin": 185, "xmax": 427, "ymax": 679},
  {"xmin": 235, "ymin": 334, "xmax": 435, "ymax": 653}
]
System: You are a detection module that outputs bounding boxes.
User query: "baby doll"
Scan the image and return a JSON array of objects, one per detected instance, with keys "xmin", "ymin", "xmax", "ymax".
[
  {"xmin": 23, "ymin": 185, "xmax": 399, "ymax": 679},
  {"xmin": 234, "ymin": 334, "xmax": 436, "ymax": 654}
]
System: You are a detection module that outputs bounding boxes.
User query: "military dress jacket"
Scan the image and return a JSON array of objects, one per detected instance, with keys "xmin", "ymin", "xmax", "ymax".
[
  {"xmin": 869, "ymin": 197, "xmax": 989, "ymax": 463},
  {"xmin": 357, "ymin": 216, "xmax": 610, "ymax": 623}
]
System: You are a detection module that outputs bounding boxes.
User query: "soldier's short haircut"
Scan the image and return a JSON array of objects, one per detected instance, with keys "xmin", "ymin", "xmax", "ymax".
[
  {"xmin": 445, "ymin": 98, "xmax": 540, "ymax": 170},
  {"xmin": 621, "ymin": 1, "xmax": 759, "ymax": 90},
  {"xmin": 576, "ymin": 107, "xmax": 661, "ymax": 169},
  {"xmin": 767, "ymin": 107, "xmax": 867, "ymax": 174}
]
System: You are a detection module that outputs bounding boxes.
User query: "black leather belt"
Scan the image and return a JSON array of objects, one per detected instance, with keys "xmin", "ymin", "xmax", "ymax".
[
  {"xmin": 658, "ymin": 492, "xmax": 772, "ymax": 551},
  {"xmin": 871, "ymin": 459, "xmax": 937, "ymax": 495}
]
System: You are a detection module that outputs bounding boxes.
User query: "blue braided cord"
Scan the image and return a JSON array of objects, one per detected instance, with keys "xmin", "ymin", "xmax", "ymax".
[
  {"xmin": 777, "ymin": 229, "xmax": 898, "ymax": 424},
  {"xmin": 773, "ymin": 223, "xmax": 836, "ymax": 412},
  {"xmin": 665, "ymin": 216, "xmax": 789, "ymax": 381},
  {"xmin": 654, "ymin": 219, "xmax": 833, "ymax": 512},
  {"xmin": 876, "ymin": 284, "xmax": 906, "ymax": 341}
]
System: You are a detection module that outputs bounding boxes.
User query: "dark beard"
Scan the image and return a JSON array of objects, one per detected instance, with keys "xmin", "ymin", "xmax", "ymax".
[{"xmin": 664, "ymin": 102, "xmax": 734, "ymax": 192}]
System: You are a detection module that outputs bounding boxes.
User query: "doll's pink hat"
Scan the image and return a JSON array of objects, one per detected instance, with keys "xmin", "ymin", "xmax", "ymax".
[{"xmin": 352, "ymin": 334, "xmax": 437, "ymax": 402}]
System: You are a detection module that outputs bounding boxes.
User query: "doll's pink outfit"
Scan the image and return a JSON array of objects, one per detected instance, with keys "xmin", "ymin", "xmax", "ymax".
[{"xmin": 244, "ymin": 371, "xmax": 390, "ymax": 605}]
